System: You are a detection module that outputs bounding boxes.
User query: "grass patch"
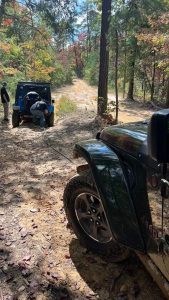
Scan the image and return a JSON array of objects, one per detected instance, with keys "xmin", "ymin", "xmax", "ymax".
[{"xmin": 55, "ymin": 96, "xmax": 77, "ymax": 116}]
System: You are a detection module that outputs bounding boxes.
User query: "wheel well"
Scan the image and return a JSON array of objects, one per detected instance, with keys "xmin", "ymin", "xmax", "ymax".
[
  {"xmin": 76, "ymin": 164, "xmax": 89, "ymax": 174},
  {"xmin": 73, "ymin": 149, "xmax": 90, "ymax": 174}
]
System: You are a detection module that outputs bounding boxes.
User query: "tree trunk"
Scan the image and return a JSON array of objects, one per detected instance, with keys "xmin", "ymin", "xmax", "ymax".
[
  {"xmin": 115, "ymin": 29, "xmax": 119, "ymax": 124},
  {"xmin": 127, "ymin": 38, "xmax": 137, "ymax": 101},
  {"xmin": 73, "ymin": 44, "xmax": 80, "ymax": 77},
  {"xmin": 98, "ymin": 0, "xmax": 112, "ymax": 116},
  {"xmin": 162, "ymin": 71, "xmax": 165, "ymax": 87},
  {"xmin": 86, "ymin": 3, "xmax": 91, "ymax": 57},
  {"xmin": 166, "ymin": 77, "xmax": 169, "ymax": 108},
  {"xmin": 123, "ymin": 33, "xmax": 127, "ymax": 99},
  {"xmin": 151, "ymin": 50, "xmax": 156, "ymax": 102},
  {"xmin": 127, "ymin": 67, "xmax": 135, "ymax": 100},
  {"xmin": 143, "ymin": 81, "xmax": 146, "ymax": 103},
  {"xmin": 72, "ymin": 33, "xmax": 83, "ymax": 78},
  {"xmin": 0, "ymin": 0, "xmax": 6, "ymax": 25}
]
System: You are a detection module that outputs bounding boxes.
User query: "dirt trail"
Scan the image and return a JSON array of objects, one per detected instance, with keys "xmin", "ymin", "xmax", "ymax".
[
  {"xmin": 54, "ymin": 79, "xmax": 155, "ymax": 122},
  {"xmin": 0, "ymin": 80, "xmax": 164, "ymax": 300}
]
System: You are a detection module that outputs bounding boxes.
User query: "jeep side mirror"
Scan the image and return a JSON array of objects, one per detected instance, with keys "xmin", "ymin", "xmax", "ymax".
[
  {"xmin": 52, "ymin": 99, "xmax": 55, "ymax": 103},
  {"xmin": 148, "ymin": 109, "xmax": 169, "ymax": 163}
]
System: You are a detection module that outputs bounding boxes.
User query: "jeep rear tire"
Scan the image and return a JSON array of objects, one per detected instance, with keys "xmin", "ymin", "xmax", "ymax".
[
  {"xmin": 47, "ymin": 112, "xmax": 54, "ymax": 127},
  {"xmin": 63, "ymin": 171, "xmax": 130, "ymax": 262},
  {"xmin": 12, "ymin": 111, "xmax": 20, "ymax": 128}
]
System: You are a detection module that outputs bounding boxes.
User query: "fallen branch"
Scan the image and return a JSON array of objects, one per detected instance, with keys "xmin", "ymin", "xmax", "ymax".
[{"xmin": 149, "ymin": 101, "xmax": 162, "ymax": 110}]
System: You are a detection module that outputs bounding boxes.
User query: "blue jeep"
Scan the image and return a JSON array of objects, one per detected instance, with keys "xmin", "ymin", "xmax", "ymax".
[{"xmin": 12, "ymin": 82, "xmax": 55, "ymax": 128}]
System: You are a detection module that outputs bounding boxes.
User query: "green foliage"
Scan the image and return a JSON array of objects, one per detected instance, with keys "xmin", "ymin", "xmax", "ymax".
[
  {"xmin": 106, "ymin": 0, "xmax": 169, "ymax": 103},
  {"xmin": 0, "ymin": 0, "xmax": 169, "ymax": 107},
  {"xmin": 6, "ymin": 72, "xmax": 24, "ymax": 100},
  {"xmin": 51, "ymin": 63, "xmax": 73, "ymax": 87},
  {"xmin": 84, "ymin": 51, "xmax": 99, "ymax": 85},
  {"xmin": 0, "ymin": 0, "xmax": 75, "ymax": 90}
]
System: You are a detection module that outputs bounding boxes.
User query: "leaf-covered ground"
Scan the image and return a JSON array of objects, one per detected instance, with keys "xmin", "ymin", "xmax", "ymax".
[{"xmin": 0, "ymin": 80, "xmax": 165, "ymax": 299}]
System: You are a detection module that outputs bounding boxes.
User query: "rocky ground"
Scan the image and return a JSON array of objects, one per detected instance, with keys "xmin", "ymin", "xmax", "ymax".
[{"xmin": 0, "ymin": 80, "xmax": 165, "ymax": 299}]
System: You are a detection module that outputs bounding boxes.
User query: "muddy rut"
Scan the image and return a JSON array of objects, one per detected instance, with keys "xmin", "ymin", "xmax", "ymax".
[{"xmin": 0, "ymin": 80, "xmax": 165, "ymax": 299}]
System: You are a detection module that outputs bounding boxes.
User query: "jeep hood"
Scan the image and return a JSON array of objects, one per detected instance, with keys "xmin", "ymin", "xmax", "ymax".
[{"xmin": 100, "ymin": 121, "xmax": 149, "ymax": 159}]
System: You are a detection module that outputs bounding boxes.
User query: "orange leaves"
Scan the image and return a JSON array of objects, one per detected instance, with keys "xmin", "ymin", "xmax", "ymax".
[
  {"xmin": 137, "ymin": 32, "xmax": 167, "ymax": 48},
  {"xmin": 148, "ymin": 13, "xmax": 169, "ymax": 29},
  {"xmin": 137, "ymin": 13, "xmax": 169, "ymax": 51},
  {"xmin": 0, "ymin": 1, "xmax": 60, "ymax": 83},
  {"xmin": 27, "ymin": 63, "xmax": 55, "ymax": 82},
  {"xmin": 2, "ymin": 67, "xmax": 19, "ymax": 76},
  {"xmin": 0, "ymin": 42, "xmax": 11, "ymax": 53},
  {"xmin": 2, "ymin": 18, "xmax": 13, "ymax": 26}
]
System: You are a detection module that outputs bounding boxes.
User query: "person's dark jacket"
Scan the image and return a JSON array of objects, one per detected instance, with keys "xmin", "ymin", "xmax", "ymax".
[
  {"xmin": 30, "ymin": 100, "xmax": 48, "ymax": 112},
  {"xmin": 1, "ymin": 87, "xmax": 10, "ymax": 103}
]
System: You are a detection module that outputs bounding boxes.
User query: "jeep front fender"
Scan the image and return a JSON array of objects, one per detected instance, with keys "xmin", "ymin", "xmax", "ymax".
[{"xmin": 74, "ymin": 139, "xmax": 144, "ymax": 251}]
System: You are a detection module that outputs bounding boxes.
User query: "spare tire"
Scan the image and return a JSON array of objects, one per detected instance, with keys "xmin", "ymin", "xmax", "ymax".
[{"xmin": 24, "ymin": 92, "xmax": 41, "ymax": 112}]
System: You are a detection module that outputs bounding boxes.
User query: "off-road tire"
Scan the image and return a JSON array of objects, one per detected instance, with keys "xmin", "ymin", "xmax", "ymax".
[
  {"xmin": 12, "ymin": 111, "xmax": 20, "ymax": 128},
  {"xmin": 47, "ymin": 112, "xmax": 54, "ymax": 127},
  {"xmin": 63, "ymin": 171, "xmax": 130, "ymax": 262}
]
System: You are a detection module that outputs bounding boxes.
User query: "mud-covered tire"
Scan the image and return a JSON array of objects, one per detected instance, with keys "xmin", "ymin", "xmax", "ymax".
[
  {"xmin": 47, "ymin": 112, "xmax": 54, "ymax": 127},
  {"xmin": 12, "ymin": 111, "xmax": 20, "ymax": 128},
  {"xmin": 63, "ymin": 171, "xmax": 130, "ymax": 262}
]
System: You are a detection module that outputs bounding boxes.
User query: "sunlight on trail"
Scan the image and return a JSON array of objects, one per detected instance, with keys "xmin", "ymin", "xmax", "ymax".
[{"xmin": 52, "ymin": 79, "xmax": 155, "ymax": 123}]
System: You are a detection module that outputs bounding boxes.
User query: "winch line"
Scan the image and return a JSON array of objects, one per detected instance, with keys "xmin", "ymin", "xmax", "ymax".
[{"xmin": 44, "ymin": 136, "xmax": 75, "ymax": 165}]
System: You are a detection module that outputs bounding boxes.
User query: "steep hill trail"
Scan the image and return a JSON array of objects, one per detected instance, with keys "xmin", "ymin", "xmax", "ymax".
[{"xmin": 0, "ymin": 79, "xmax": 164, "ymax": 300}]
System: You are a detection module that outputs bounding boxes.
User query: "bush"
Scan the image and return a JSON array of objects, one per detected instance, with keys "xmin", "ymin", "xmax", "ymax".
[
  {"xmin": 51, "ymin": 63, "xmax": 73, "ymax": 87},
  {"xmin": 55, "ymin": 96, "xmax": 77, "ymax": 116}
]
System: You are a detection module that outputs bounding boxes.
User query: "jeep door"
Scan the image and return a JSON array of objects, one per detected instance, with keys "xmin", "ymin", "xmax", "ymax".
[{"xmin": 147, "ymin": 171, "xmax": 169, "ymax": 281}]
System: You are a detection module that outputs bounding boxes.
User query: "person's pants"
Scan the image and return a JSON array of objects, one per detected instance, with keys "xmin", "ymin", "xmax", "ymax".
[
  {"xmin": 30, "ymin": 109, "xmax": 45, "ymax": 128},
  {"xmin": 2, "ymin": 102, "xmax": 9, "ymax": 120}
]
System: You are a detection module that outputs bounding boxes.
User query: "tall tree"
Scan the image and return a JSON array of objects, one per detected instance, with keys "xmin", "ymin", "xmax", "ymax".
[
  {"xmin": 97, "ymin": 0, "xmax": 111, "ymax": 116},
  {"xmin": 114, "ymin": 29, "xmax": 119, "ymax": 123},
  {"xmin": 126, "ymin": 37, "xmax": 137, "ymax": 101},
  {"xmin": 166, "ymin": 77, "xmax": 169, "ymax": 107}
]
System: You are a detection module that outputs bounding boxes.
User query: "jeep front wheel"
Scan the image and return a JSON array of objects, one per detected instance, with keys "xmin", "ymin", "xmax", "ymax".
[
  {"xmin": 12, "ymin": 111, "xmax": 20, "ymax": 128},
  {"xmin": 63, "ymin": 172, "xmax": 130, "ymax": 262}
]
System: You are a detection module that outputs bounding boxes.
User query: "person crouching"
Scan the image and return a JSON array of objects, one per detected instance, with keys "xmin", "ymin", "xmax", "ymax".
[{"xmin": 30, "ymin": 100, "xmax": 48, "ymax": 129}]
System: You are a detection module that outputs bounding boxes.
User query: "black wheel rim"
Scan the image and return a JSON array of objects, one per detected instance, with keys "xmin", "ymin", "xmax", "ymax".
[{"xmin": 75, "ymin": 192, "xmax": 113, "ymax": 244}]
